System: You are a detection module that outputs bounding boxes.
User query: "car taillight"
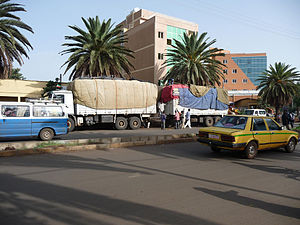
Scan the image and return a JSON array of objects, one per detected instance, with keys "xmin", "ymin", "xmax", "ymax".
[
  {"xmin": 199, "ymin": 131, "xmax": 208, "ymax": 138},
  {"xmin": 221, "ymin": 135, "xmax": 235, "ymax": 142}
]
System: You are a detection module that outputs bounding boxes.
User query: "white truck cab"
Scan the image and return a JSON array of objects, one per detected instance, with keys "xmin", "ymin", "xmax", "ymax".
[
  {"xmin": 244, "ymin": 109, "xmax": 266, "ymax": 117},
  {"xmin": 51, "ymin": 90, "xmax": 74, "ymax": 116}
]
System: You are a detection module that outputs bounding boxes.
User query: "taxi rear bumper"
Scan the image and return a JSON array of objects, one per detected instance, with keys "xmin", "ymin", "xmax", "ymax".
[{"xmin": 197, "ymin": 137, "xmax": 247, "ymax": 150}]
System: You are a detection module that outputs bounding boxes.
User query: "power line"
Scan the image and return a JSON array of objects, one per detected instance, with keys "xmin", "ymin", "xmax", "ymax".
[{"xmin": 173, "ymin": 0, "xmax": 300, "ymax": 39}]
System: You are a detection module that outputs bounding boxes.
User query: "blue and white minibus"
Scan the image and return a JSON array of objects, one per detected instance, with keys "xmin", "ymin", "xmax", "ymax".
[{"xmin": 0, "ymin": 102, "xmax": 68, "ymax": 141}]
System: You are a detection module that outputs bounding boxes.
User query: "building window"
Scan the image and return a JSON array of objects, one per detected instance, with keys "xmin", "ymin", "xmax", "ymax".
[
  {"xmin": 223, "ymin": 59, "xmax": 228, "ymax": 64},
  {"xmin": 232, "ymin": 89, "xmax": 237, "ymax": 91},
  {"xmin": 167, "ymin": 39, "xmax": 172, "ymax": 45},
  {"xmin": 232, "ymin": 79, "xmax": 237, "ymax": 83},
  {"xmin": 223, "ymin": 69, "xmax": 228, "ymax": 74},
  {"xmin": 158, "ymin": 53, "xmax": 164, "ymax": 60},
  {"xmin": 158, "ymin": 32, "xmax": 164, "ymax": 38},
  {"xmin": 242, "ymin": 79, "xmax": 248, "ymax": 83},
  {"xmin": 224, "ymin": 79, "xmax": 228, "ymax": 84},
  {"xmin": 232, "ymin": 69, "xmax": 237, "ymax": 74}
]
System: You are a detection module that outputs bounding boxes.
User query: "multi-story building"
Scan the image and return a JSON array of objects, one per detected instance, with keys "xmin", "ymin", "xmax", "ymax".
[
  {"xmin": 120, "ymin": 9, "xmax": 267, "ymax": 108},
  {"xmin": 119, "ymin": 8, "xmax": 198, "ymax": 84},
  {"xmin": 216, "ymin": 51, "xmax": 267, "ymax": 108}
]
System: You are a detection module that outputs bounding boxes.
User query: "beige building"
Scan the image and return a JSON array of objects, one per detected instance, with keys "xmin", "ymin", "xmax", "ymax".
[
  {"xmin": 120, "ymin": 8, "xmax": 198, "ymax": 84},
  {"xmin": 0, "ymin": 79, "xmax": 67, "ymax": 102}
]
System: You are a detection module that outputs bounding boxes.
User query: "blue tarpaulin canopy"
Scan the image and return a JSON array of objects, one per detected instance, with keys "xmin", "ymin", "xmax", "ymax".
[{"xmin": 178, "ymin": 88, "xmax": 228, "ymax": 110}]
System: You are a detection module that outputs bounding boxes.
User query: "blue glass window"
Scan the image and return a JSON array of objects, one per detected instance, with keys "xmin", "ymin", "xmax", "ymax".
[{"xmin": 232, "ymin": 56, "xmax": 267, "ymax": 86}]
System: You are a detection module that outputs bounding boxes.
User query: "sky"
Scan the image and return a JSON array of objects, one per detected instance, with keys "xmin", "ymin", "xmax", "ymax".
[{"xmin": 16, "ymin": 0, "xmax": 300, "ymax": 81}]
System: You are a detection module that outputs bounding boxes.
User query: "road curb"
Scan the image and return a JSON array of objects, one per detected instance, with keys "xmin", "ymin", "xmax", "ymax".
[{"xmin": 0, "ymin": 133, "xmax": 197, "ymax": 157}]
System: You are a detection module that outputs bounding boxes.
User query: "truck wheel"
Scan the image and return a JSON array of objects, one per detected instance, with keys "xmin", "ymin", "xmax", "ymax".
[
  {"xmin": 285, "ymin": 138, "xmax": 296, "ymax": 153},
  {"xmin": 67, "ymin": 117, "xmax": 75, "ymax": 132},
  {"xmin": 39, "ymin": 128, "xmax": 54, "ymax": 141},
  {"xmin": 205, "ymin": 116, "xmax": 214, "ymax": 127},
  {"xmin": 244, "ymin": 141, "xmax": 257, "ymax": 159},
  {"xmin": 115, "ymin": 117, "xmax": 128, "ymax": 130},
  {"xmin": 215, "ymin": 116, "xmax": 222, "ymax": 123},
  {"xmin": 129, "ymin": 117, "xmax": 141, "ymax": 130}
]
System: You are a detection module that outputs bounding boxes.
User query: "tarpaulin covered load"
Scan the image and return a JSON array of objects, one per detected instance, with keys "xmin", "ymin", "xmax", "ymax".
[
  {"xmin": 161, "ymin": 84, "xmax": 228, "ymax": 110},
  {"xmin": 160, "ymin": 84, "xmax": 189, "ymax": 103},
  {"xmin": 189, "ymin": 85, "xmax": 229, "ymax": 105},
  {"xmin": 68, "ymin": 79, "xmax": 158, "ymax": 110}
]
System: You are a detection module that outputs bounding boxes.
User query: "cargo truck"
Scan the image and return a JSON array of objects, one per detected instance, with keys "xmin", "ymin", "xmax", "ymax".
[
  {"xmin": 51, "ymin": 79, "xmax": 158, "ymax": 131},
  {"xmin": 160, "ymin": 84, "xmax": 229, "ymax": 127}
]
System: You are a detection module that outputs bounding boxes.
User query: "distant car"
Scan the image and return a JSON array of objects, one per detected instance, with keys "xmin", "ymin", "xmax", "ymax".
[
  {"xmin": 244, "ymin": 109, "xmax": 266, "ymax": 116},
  {"xmin": 197, "ymin": 115, "xmax": 299, "ymax": 159}
]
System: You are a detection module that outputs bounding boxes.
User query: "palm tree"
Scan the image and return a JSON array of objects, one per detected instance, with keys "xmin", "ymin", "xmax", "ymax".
[
  {"xmin": 9, "ymin": 68, "xmax": 25, "ymax": 80},
  {"xmin": 163, "ymin": 32, "xmax": 225, "ymax": 86},
  {"xmin": 61, "ymin": 16, "xmax": 134, "ymax": 80},
  {"xmin": 256, "ymin": 62, "xmax": 300, "ymax": 117},
  {"xmin": 0, "ymin": 0, "xmax": 33, "ymax": 79}
]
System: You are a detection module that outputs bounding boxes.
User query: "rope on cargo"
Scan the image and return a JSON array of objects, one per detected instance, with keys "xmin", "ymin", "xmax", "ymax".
[
  {"xmin": 145, "ymin": 83, "xmax": 148, "ymax": 114},
  {"xmin": 114, "ymin": 79, "xmax": 118, "ymax": 117},
  {"xmin": 94, "ymin": 79, "xmax": 98, "ymax": 111}
]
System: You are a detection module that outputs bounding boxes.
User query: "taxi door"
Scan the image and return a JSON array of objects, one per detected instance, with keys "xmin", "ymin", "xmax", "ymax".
[
  {"xmin": 251, "ymin": 117, "xmax": 271, "ymax": 149},
  {"xmin": 265, "ymin": 118, "xmax": 288, "ymax": 148}
]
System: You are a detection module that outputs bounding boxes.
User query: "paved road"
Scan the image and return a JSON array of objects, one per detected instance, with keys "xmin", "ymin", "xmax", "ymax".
[{"xmin": 1, "ymin": 142, "xmax": 300, "ymax": 225}]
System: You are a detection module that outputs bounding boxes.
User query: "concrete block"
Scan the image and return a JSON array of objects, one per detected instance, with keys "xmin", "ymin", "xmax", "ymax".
[
  {"xmin": 145, "ymin": 140, "xmax": 156, "ymax": 145},
  {"xmin": 110, "ymin": 137, "xmax": 122, "ymax": 144},
  {"xmin": 96, "ymin": 144, "xmax": 110, "ymax": 149},
  {"xmin": 83, "ymin": 144, "xmax": 97, "ymax": 150},
  {"xmin": 67, "ymin": 145, "xmax": 85, "ymax": 151},
  {"xmin": 147, "ymin": 136, "xmax": 157, "ymax": 142},
  {"xmin": 98, "ymin": 138, "xmax": 112, "ymax": 144}
]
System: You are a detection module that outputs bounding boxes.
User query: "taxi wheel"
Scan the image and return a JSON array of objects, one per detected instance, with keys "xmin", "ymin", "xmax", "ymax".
[
  {"xmin": 211, "ymin": 146, "xmax": 221, "ymax": 153},
  {"xmin": 285, "ymin": 138, "xmax": 296, "ymax": 153},
  {"xmin": 244, "ymin": 141, "xmax": 257, "ymax": 159},
  {"xmin": 39, "ymin": 128, "xmax": 54, "ymax": 141}
]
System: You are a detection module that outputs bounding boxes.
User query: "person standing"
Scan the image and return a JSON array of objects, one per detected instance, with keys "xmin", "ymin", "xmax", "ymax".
[
  {"xmin": 184, "ymin": 109, "xmax": 191, "ymax": 128},
  {"xmin": 174, "ymin": 109, "xmax": 180, "ymax": 129},
  {"xmin": 281, "ymin": 110, "xmax": 290, "ymax": 130},
  {"xmin": 289, "ymin": 112, "xmax": 295, "ymax": 129},
  {"xmin": 180, "ymin": 110, "xmax": 185, "ymax": 129},
  {"xmin": 160, "ymin": 111, "xmax": 166, "ymax": 130}
]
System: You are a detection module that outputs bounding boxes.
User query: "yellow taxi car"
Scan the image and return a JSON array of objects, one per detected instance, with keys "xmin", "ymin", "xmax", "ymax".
[{"xmin": 197, "ymin": 115, "xmax": 299, "ymax": 159}]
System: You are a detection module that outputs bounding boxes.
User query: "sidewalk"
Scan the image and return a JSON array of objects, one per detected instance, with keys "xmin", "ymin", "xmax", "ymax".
[{"xmin": 0, "ymin": 129, "xmax": 198, "ymax": 157}]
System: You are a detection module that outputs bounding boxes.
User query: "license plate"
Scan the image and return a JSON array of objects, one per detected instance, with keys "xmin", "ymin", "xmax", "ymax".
[{"xmin": 209, "ymin": 134, "xmax": 220, "ymax": 140}]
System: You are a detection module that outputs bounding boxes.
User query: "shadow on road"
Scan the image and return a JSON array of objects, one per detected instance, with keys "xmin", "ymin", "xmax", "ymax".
[
  {"xmin": 194, "ymin": 187, "xmax": 300, "ymax": 219},
  {"xmin": 0, "ymin": 173, "xmax": 219, "ymax": 225},
  {"xmin": 233, "ymin": 162, "xmax": 300, "ymax": 181}
]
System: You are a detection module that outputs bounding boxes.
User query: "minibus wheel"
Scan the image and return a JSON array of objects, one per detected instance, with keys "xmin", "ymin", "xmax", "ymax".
[
  {"xmin": 39, "ymin": 128, "xmax": 54, "ymax": 141},
  {"xmin": 67, "ymin": 118, "xmax": 75, "ymax": 132}
]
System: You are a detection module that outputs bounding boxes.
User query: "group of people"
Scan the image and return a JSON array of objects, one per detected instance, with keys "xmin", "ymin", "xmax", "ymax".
[{"xmin": 160, "ymin": 109, "xmax": 191, "ymax": 130}]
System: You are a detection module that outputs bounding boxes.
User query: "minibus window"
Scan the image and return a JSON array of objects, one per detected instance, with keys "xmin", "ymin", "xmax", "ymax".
[
  {"xmin": 1, "ymin": 105, "xmax": 30, "ymax": 117},
  {"xmin": 33, "ymin": 106, "xmax": 63, "ymax": 117}
]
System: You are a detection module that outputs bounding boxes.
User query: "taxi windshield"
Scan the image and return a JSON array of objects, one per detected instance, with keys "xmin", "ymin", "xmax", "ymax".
[{"xmin": 214, "ymin": 116, "xmax": 248, "ymax": 130}]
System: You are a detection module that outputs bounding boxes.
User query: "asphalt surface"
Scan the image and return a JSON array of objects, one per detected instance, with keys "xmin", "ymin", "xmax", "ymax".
[{"xmin": 1, "ymin": 142, "xmax": 299, "ymax": 225}]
